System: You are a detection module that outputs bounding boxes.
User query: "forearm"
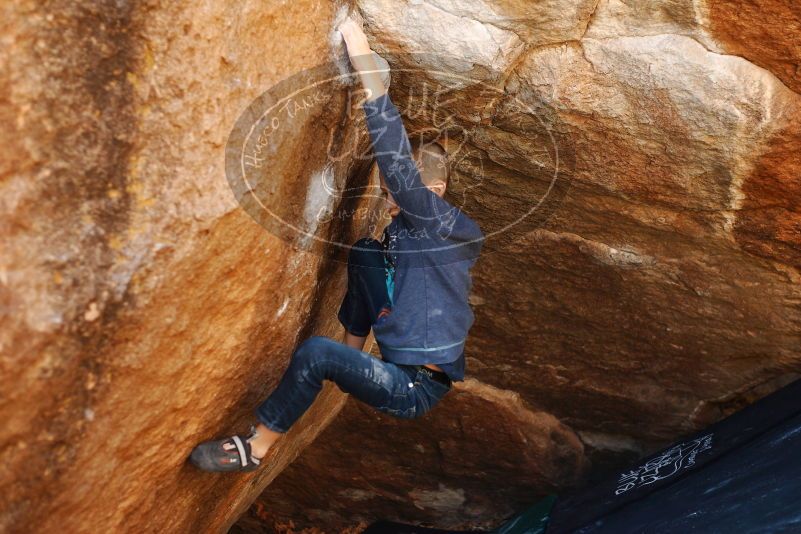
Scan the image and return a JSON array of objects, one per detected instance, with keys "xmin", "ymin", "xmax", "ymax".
[
  {"xmin": 339, "ymin": 16, "xmax": 482, "ymax": 242},
  {"xmin": 362, "ymin": 93, "xmax": 484, "ymax": 242},
  {"xmin": 361, "ymin": 93, "xmax": 451, "ymax": 233},
  {"xmin": 349, "ymin": 50, "xmax": 387, "ymax": 102},
  {"xmin": 338, "ymin": 16, "xmax": 387, "ymax": 102}
]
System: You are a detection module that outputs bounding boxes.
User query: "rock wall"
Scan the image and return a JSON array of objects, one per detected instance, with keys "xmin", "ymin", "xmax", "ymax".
[
  {"xmin": 239, "ymin": 0, "xmax": 801, "ymax": 531},
  {"xmin": 2, "ymin": 0, "xmax": 799, "ymax": 532},
  {"xmin": 1, "ymin": 0, "xmax": 371, "ymax": 531}
]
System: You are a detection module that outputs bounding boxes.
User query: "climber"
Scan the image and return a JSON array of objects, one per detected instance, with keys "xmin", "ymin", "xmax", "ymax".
[{"xmin": 189, "ymin": 16, "xmax": 484, "ymax": 472}]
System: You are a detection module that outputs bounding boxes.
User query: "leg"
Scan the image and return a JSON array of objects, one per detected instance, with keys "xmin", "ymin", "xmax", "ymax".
[
  {"xmin": 249, "ymin": 240, "xmax": 396, "ymax": 457},
  {"xmin": 191, "ymin": 335, "xmax": 417, "ymax": 472},
  {"xmin": 191, "ymin": 240, "xmax": 408, "ymax": 472},
  {"xmin": 254, "ymin": 336, "xmax": 420, "ymax": 436},
  {"xmin": 191, "ymin": 339, "xmax": 447, "ymax": 471}
]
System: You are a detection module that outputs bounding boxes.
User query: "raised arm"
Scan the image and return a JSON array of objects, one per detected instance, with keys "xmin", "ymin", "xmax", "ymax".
[
  {"xmin": 338, "ymin": 16, "xmax": 387, "ymax": 103},
  {"xmin": 338, "ymin": 17, "xmax": 483, "ymax": 244}
]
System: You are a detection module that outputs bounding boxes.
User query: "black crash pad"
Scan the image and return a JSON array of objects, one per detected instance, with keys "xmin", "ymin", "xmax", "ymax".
[{"xmin": 546, "ymin": 377, "xmax": 801, "ymax": 533}]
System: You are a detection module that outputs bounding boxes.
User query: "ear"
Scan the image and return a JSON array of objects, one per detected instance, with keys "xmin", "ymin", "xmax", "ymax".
[{"xmin": 427, "ymin": 179, "xmax": 447, "ymax": 197}]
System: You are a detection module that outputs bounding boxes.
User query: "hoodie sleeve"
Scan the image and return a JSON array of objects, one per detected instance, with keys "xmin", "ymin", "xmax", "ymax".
[{"xmin": 362, "ymin": 92, "xmax": 484, "ymax": 244}]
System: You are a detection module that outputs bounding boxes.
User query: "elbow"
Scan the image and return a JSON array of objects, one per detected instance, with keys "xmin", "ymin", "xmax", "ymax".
[{"xmin": 469, "ymin": 219, "xmax": 484, "ymax": 241}]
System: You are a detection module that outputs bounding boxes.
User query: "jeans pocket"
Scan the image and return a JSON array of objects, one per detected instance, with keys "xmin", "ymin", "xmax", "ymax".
[
  {"xmin": 408, "ymin": 371, "xmax": 449, "ymax": 414},
  {"xmin": 380, "ymin": 387, "xmax": 418, "ymax": 418},
  {"xmin": 417, "ymin": 368, "xmax": 451, "ymax": 394}
]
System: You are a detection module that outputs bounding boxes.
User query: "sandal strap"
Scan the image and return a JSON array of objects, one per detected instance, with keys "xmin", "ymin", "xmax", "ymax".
[
  {"xmin": 230, "ymin": 435, "xmax": 249, "ymax": 468},
  {"xmin": 245, "ymin": 425, "xmax": 261, "ymax": 465}
]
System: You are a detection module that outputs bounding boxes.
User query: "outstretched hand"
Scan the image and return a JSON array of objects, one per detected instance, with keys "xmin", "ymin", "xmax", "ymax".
[
  {"xmin": 337, "ymin": 15, "xmax": 388, "ymax": 101},
  {"xmin": 338, "ymin": 16, "xmax": 372, "ymax": 58}
]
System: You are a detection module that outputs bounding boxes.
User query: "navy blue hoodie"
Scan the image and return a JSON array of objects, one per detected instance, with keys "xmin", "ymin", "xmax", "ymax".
[{"xmin": 361, "ymin": 91, "xmax": 484, "ymax": 380}]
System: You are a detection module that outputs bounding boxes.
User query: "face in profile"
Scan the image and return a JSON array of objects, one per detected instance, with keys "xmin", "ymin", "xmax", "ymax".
[{"xmin": 379, "ymin": 174, "xmax": 401, "ymax": 218}]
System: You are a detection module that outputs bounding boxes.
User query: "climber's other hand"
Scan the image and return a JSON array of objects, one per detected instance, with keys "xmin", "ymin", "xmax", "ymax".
[{"xmin": 338, "ymin": 16, "xmax": 372, "ymax": 58}]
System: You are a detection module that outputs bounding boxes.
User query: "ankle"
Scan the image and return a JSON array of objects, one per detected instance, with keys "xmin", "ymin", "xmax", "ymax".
[
  {"xmin": 246, "ymin": 425, "xmax": 276, "ymax": 459},
  {"xmin": 249, "ymin": 440, "xmax": 270, "ymax": 459}
]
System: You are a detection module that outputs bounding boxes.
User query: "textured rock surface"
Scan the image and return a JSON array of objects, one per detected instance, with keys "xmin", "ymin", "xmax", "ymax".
[
  {"xmin": 239, "ymin": 0, "xmax": 801, "ymax": 530},
  {"xmin": 240, "ymin": 379, "xmax": 586, "ymax": 531},
  {"xmin": 3, "ymin": 0, "xmax": 800, "ymax": 532},
  {"xmin": 0, "ymin": 0, "xmax": 372, "ymax": 531}
]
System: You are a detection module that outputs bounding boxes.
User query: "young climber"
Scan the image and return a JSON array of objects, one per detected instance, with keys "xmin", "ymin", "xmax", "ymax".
[{"xmin": 189, "ymin": 16, "xmax": 483, "ymax": 472}]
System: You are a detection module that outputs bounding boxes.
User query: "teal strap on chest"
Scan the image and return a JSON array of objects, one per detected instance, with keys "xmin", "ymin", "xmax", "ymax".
[
  {"xmin": 384, "ymin": 259, "xmax": 395, "ymax": 307},
  {"xmin": 382, "ymin": 228, "xmax": 396, "ymax": 307}
]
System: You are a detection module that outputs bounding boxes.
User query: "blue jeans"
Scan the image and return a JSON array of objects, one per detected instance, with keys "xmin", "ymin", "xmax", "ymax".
[
  {"xmin": 254, "ymin": 336, "xmax": 452, "ymax": 432},
  {"xmin": 254, "ymin": 238, "xmax": 452, "ymax": 433}
]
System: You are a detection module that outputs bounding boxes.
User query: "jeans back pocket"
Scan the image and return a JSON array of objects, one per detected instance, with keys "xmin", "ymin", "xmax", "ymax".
[{"xmin": 414, "ymin": 371, "xmax": 451, "ymax": 413}]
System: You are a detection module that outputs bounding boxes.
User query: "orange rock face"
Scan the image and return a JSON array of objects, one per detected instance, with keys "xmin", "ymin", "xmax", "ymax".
[
  {"xmin": 237, "ymin": 0, "xmax": 801, "ymax": 531},
  {"xmin": 708, "ymin": 0, "xmax": 801, "ymax": 94},
  {"xmin": 240, "ymin": 379, "xmax": 586, "ymax": 531},
  {"xmin": 733, "ymin": 103, "xmax": 801, "ymax": 269},
  {"xmin": 0, "ymin": 0, "xmax": 371, "ymax": 531},
  {"xmin": 2, "ymin": 0, "xmax": 801, "ymax": 532}
]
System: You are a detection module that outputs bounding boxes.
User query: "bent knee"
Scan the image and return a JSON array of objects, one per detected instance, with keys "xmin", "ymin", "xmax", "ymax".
[{"xmin": 293, "ymin": 335, "xmax": 332, "ymax": 362}]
